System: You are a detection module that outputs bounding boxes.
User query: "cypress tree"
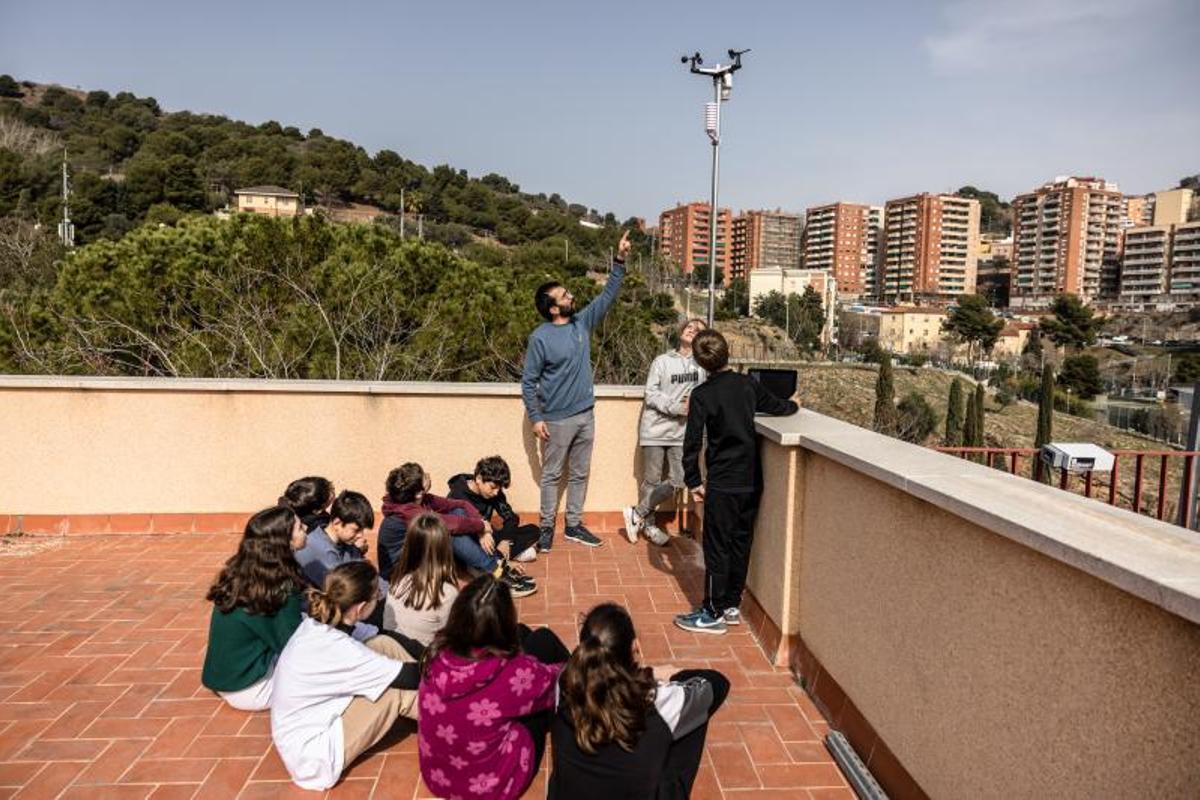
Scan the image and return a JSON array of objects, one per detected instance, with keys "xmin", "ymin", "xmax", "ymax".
[
  {"xmin": 945, "ymin": 378, "xmax": 964, "ymax": 446},
  {"xmin": 873, "ymin": 353, "xmax": 897, "ymax": 435},
  {"xmin": 973, "ymin": 382, "xmax": 986, "ymax": 447},
  {"xmin": 1035, "ymin": 364, "xmax": 1055, "ymax": 482},
  {"xmin": 963, "ymin": 390, "xmax": 977, "ymax": 454}
]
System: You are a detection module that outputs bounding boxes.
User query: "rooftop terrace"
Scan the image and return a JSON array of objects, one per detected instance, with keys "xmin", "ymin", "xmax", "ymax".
[
  {"xmin": 1, "ymin": 377, "xmax": 1198, "ymax": 799},
  {"xmin": 0, "ymin": 527, "xmax": 847, "ymax": 799}
]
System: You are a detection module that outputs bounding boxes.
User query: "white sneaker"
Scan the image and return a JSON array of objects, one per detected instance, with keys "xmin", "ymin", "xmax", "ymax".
[
  {"xmin": 622, "ymin": 506, "xmax": 643, "ymax": 544},
  {"xmin": 723, "ymin": 608, "xmax": 742, "ymax": 626},
  {"xmin": 513, "ymin": 546, "xmax": 537, "ymax": 563},
  {"xmin": 645, "ymin": 524, "xmax": 670, "ymax": 546}
]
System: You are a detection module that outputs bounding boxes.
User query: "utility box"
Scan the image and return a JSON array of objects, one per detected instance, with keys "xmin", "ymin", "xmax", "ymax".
[{"xmin": 1040, "ymin": 443, "xmax": 1115, "ymax": 473}]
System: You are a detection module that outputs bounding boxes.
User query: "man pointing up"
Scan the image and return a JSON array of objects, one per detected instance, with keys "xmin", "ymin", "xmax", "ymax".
[{"xmin": 521, "ymin": 231, "xmax": 631, "ymax": 552}]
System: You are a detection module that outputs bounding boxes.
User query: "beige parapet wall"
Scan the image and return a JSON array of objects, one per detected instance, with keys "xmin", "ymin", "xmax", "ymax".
[
  {"xmin": 0, "ymin": 377, "xmax": 644, "ymax": 516},
  {"xmin": 753, "ymin": 410, "xmax": 1200, "ymax": 799}
]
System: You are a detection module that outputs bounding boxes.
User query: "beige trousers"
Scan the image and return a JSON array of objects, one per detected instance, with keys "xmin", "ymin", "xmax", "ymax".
[{"xmin": 341, "ymin": 636, "xmax": 420, "ymax": 766}]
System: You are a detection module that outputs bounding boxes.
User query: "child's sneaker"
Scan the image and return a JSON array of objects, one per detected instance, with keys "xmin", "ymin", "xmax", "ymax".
[
  {"xmin": 722, "ymin": 607, "xmax": 742, "ymax": 626},
  {"xmin": 538, "ymin": 527, "xmax": 554, "ymax": 553},
  {"xmin": 622, "ymin": 506, "xmax": 643, "ymax": 544},
  {"xmin": 644, "ymin": 523, "xmax": 670, "ymax": 546},
  {"xmin": 499, "ymin": 567, "xmax": 536, "ymax": 598},
  {"xmin": 673, "ymin": 608, "xmax": 727, "ymax": 635},
  {"xmin": 513, "ymin": 546, "xmax": 538, "ymax": 563},
  {"xmin": 564, "ymin": 524, "xmax": 603, "ymax": 547}
]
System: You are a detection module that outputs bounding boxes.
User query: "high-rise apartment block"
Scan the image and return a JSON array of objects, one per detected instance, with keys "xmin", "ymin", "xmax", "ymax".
[
  {"xmin": 1120, "ymin": 213, "xmax": 1200, "ymax": 308},
  {"xmin": 879, "ymin": 194, "xmax": 980, "ymax": 303},
  {"xmin": 731, "ymin": 210, "xmax": 801, "ymax": 280},
  {"xmin": 802, "ymin": 202, "xmax": 883, "ymax": 299},
  {"xmin": 1010, "ymin": 176, "xmax": 1124, "ymax": 307},
  {"xmin": 658, "ymin": 202, "xmax": 733, "ymax": 284}
]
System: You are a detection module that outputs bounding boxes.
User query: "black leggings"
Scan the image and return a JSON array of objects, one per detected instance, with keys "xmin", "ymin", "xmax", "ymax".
[
  {"xmin": 657, "ymin": 669, "xmax": 731, "ymax": 800},
  {"xmin": 516, "ymin": 626, "xmax": 570, "ymax": 774}
]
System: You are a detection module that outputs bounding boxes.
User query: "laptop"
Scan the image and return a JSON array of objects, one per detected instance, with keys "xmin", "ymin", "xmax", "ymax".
[{"xmin": 748, "ymin": 368, "xmax": 798, "ymax": 412}]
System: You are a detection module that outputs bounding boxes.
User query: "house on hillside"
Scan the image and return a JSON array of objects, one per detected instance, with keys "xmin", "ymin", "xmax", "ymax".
[{"xmin": 234, "ymin": 186, "xmax": 303, "ymax": 218}]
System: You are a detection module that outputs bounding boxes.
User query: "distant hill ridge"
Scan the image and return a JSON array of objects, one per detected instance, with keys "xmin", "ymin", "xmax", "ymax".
[{"xmin": 0, "ymin": 76, "xmax": 631, "ymax": 249}]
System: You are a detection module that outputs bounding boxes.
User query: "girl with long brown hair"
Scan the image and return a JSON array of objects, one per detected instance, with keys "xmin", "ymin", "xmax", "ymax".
[
  {"xmin": 201, "ymin": 505, "xmax": 308, "ymax": 711},
  {"xmin": 549, "ymin": 603, "xmax": 730, "ymax": 800},
  {"xmin": 270, "ymin": 561, "xmax": 421, "ymax": 791},
  {"xmin": 383, "ymin": 513, "xmax": 461, "ymax": 645}
]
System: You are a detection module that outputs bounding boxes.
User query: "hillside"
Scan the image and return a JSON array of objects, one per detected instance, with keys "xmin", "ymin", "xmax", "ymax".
[
  {"xmin": 0, "ymin": 75, "xmax": 634, "ymax": 258},
  {"xmin": 798, "ymin": 363, "xmax": 1185, "ymax": 519}
]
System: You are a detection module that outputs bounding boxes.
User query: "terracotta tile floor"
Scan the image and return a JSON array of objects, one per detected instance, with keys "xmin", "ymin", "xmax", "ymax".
[{"xmin": 0, "ymin": 530, "xmax": 851, "ymax": 799}]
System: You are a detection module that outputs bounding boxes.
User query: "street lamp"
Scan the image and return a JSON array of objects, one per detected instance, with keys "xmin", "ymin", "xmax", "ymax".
[{"xmin": 682, "ymin": 49, "xmax": 749, "ymax": 326}]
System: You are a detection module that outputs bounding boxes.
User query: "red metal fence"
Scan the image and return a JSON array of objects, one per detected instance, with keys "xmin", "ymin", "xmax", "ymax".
[{"xmin": 935, "ymin": 447, "xmax": 1200, "ymax": 529}]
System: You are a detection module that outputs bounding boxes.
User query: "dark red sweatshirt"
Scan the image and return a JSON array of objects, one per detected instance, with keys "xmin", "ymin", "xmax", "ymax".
[{"xmin": 379, "ymin": 494, "xmax": 485, "ymax": 537}]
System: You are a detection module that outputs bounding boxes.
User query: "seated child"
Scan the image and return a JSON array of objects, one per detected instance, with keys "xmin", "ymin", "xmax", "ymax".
[
  {"xmin": 380, "ymin": 462, "xmax": 535, "ymax": 598},
  {"xmin": 294, "ymin": 490, "xmax": 376, "ymax": 589},
  {"xmin": 549, "ymin": 603, "xmax": 729, "ymax": 800},
  {"xmin": 201, "ymin": 505, "xmax": 309, "ymax": 711},
  {"xmin": 270, "ymin": 561, "xmax": 422, "ymax": 791},
  {"xmin": 383, "ymin": 513, "xmax": 461, "ymax": 646},
  {"xmin": 279, "ymin": 476, "xmax": 335, "ymax": 532},
  {"xmin": 447, "ymin": 455, "xmax": 541, "ymax": 563},
  {"xmin": 418, "ymin": 574, "xmax": 569, "ymax": 800}
]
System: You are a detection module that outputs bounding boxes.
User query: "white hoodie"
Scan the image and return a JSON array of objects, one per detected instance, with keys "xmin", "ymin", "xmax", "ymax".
[{"xmin": 638, "ymin": 350, "xmax": 706, "ymax": 446}]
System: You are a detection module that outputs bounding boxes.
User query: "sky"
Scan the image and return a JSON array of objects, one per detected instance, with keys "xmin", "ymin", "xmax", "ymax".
[{"xmin": 2, "ymin": 0, "xmax": 1198, "ymax": 222}]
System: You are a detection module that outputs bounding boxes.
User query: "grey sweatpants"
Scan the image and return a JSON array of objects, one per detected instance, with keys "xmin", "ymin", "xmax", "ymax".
[
  {"xmin": 539, "ymin": 409, "xmax": 595, "ymax": 529},
  {"xmin": 635, "ymin": 444, "xmax": 685, "ymax": 518}
]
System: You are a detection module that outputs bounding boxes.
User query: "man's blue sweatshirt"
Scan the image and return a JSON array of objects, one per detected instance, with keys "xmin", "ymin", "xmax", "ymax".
[{"xmin": 521, "ymin": 261, "xmax": 626, "ymax": 422}]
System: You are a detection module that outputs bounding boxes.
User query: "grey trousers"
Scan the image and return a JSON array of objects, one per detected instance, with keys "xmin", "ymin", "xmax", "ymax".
[
  {"xmin": 636, "ymin": 444, "xmax": 685, "ymax": 518},
  {"xmin": 539, "ymin": 409, "xmax": 595, "ymax": 528}
]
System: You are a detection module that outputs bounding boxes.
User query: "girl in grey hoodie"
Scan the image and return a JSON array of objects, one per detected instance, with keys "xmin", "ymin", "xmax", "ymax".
[{"xmin": 624, "ymin": 318, "xmax": 707, "ymax": 545}]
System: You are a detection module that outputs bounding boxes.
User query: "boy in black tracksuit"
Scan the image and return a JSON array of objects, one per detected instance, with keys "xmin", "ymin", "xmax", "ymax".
[
  {"xmin": 676, "ymin": 329, "xmax": 798, "ymax": 635},
  {"xmin": 447, "ymin": 455, "xmax": 542, "ymax": 565}
]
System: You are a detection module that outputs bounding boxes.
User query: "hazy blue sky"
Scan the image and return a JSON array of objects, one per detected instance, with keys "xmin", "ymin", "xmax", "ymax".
[{"xmin": 3, "ymin": 0, "xmax": 1197, "ymax": 221}]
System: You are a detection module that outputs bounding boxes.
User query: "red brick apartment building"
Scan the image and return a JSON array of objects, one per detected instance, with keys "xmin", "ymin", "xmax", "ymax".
[
  {"xmin": 731, "ymin": 210, "xmax": 802, "ymax": 280},
  {"xmin": 658, "ymin": 202, "xmax": 733, "ymax": 284},
  {"xmin": 1010, "ymin": 176, "xmax": 1125, "ymax": 308},
  {"xmin": 802, "ymin": 202, "xmax": 883, "ymax": 299},
  {"xmin": 879, "ymin": 193, "xmax": 980, "ymax": 304}
]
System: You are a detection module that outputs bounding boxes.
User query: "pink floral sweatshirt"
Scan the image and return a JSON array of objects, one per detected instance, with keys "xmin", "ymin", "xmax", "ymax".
[{"xmin": 418, "ymin": 649, "xmax": 560, "ymax": 800}]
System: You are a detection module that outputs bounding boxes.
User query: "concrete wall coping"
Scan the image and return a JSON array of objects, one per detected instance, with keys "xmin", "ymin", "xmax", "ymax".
[
  {"xmin": 757, "ymin": 410, "xmax": 1200, "ymax": 625},
  {"xmin": 0, "ymin": 375, "xmax": 646, "ymax": 399}
]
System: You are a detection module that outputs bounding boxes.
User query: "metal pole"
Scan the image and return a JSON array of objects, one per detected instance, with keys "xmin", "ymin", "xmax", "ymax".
[
  {"xmin": 1179, "ymin": 382, "xmax": 1200, "ymax": 529},
  {"xmin": 706, "ymin": 77, "xmax": 721, "ymax": 327},
  {"xmin": 399, "ymin": 188, "xmax": 405, "ymax": 239}
]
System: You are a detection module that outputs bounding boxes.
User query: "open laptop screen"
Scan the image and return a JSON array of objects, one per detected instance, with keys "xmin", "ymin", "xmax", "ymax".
[{"xmin": 747, "ymin": 368, "xmax": 797, "ymax": 406}]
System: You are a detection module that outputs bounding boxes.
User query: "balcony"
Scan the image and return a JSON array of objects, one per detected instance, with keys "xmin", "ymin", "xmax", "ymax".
[{"xmin": 0, "ymin": 378, "xmax": 1198, "ymax": 799}]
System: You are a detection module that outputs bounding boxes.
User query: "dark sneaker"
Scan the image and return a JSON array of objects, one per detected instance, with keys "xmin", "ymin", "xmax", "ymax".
[
  {"xmin": 538, "ymin": 527, "xmax": 554, "ymax": 553},
  {"xmin": 674, "ymin": 608, "xmax": 727, "ymax": 635},
  {"xmin": 502, "ymin": 563, "xmax": 536, "ymax": 590},
  {"xmin": 723, "ymin": 607, "xmax": 742, "ymax": 626},
  {"xmin": 564, "ymin": 524, "xmax": 603, "ymax": 547},
  {"xmin": 499, "ymin": 570, "xmax": 536, "ymax": 598}
]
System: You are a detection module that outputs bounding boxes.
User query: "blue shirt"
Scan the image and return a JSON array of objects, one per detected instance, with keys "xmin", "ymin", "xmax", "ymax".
[{"xmin": 521, "ymin": 261, "xmax": 626, "ymax": 422}]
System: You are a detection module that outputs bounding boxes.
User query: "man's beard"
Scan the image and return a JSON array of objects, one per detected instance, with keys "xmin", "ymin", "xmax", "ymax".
[{"xmin": 559, "ymin": 305, "xmax": 576, "ymax": 318}]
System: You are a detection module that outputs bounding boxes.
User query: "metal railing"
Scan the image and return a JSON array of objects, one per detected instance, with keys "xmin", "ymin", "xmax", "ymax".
[{"xmin": 935, "ymin": 447, "xmax": 1200, "ymax": 529}]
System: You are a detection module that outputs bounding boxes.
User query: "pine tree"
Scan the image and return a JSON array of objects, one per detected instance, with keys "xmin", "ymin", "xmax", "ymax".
[
  {"xmin": 1035, "ymin": 364, "xmax": 1055, "ymax": 482},
  {"xmin": 945, "ymin": 378, "xmax": 964, "ymax": 446},
  {"xmin": 873, "ymin": 353, "xmax": 897, "ymax": 436}
]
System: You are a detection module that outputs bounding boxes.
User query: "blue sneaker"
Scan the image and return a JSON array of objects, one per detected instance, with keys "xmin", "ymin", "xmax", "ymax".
[
  {"xmin": 674, "ymin": 608, "xmax": 727, "ymax": 635},
  {"xmin": 538, "ymin": 527, "xmax": 554, "ymax": 553},
  {"xmin": 564, "ymin": 524, "xmax": 603, "ymax": 547}
]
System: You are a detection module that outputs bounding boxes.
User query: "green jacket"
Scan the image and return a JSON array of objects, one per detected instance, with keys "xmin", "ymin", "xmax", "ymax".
[{"xmin": 201, "ymin": 590, "xmax": 302, "ymax": 692}]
